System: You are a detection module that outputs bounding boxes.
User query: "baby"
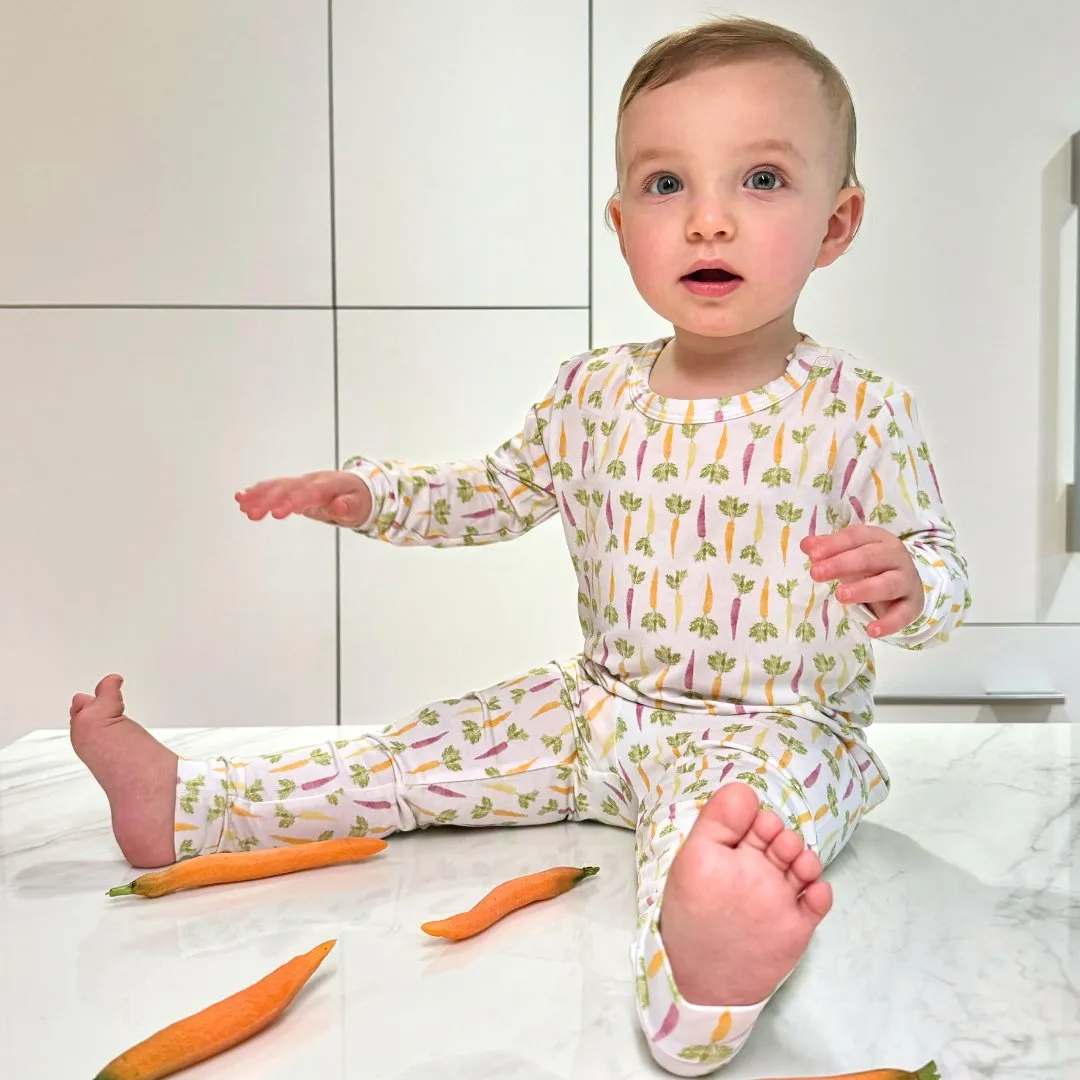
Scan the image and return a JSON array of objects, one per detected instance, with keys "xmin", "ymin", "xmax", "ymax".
[{"xmin": 70, "ymin": 15, "xmax": 969, "ymax": 1076}]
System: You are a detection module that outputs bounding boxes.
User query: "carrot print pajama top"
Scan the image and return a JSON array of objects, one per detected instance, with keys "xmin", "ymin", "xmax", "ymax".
[{"xmin": 175, "ymin": 336, "xmax": 970, "ymax": 1076}]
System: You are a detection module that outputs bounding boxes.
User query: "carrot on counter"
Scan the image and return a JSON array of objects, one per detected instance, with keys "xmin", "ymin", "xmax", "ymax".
[
  {"xmin": 107, "ymin": 836, "xmax": 387, "ymax": 898},
  {"xmin": 753, "ymin": 1063, "xmax": 940, "ymax": 1080},
  {"xmin": 94, "ymin": 939, "xmax": 336, "ymax": 1080},
  {"xmin": 421, "ymin": 865, "xmax": 599, "ymax": 941}
]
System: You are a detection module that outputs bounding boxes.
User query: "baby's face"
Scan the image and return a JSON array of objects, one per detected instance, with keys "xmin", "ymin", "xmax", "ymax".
[{"xmin": 612, "ymin": 57, "xmax": 859, "ymax": 341}]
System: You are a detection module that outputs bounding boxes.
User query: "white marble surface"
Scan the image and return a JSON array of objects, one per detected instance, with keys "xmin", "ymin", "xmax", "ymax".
[{"xmin": 0, "ymin": 723, "xmax": 1077, "ymax": 1079}]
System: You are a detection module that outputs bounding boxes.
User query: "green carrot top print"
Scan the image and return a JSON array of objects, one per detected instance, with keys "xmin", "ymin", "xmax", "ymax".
[{"xmin": 342, "ymin": 336, "xmax": 970, "ymax": 721}]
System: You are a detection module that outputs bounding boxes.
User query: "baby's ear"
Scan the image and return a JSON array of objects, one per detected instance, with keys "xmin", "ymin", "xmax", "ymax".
[
  {"xmin": 607, "ymin": 196, "xmax": 628, "ymax": 258},
  {"xmin": 816, "ymin": 186, "xmax": 865, "ymax": 268}
]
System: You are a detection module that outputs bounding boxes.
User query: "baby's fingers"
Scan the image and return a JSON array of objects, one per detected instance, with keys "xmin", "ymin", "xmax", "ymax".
[{"xmin": 867, "ymin": 597, "xmax": 921, "ymax": 639}]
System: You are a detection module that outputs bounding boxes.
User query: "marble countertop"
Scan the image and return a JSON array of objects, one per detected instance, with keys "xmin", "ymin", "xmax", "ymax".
[{"xmin": 1, "ymin": 723, "xmax": 1077, "ymax": 1079}]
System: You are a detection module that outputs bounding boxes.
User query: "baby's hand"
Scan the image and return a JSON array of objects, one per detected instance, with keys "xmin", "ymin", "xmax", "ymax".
[
  {"xmin": 800, "ymin": 525, "xmax": 922, "ymax": 639},
  {"xmin": 235, "ymin": 470, "xmax": 373, "ymax": 528}
]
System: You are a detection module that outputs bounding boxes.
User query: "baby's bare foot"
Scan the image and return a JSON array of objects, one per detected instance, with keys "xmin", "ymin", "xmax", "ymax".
[
  {"xmin": 660, "ymin": 782, "xmax": 832, "ymax": 1006},
  {"xmin": 70, "ymin": 674, "xmax": 178, "ymax": 868}
]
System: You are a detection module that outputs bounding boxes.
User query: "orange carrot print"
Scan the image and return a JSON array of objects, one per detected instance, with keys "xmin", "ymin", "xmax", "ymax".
[
  {"xmin": 421, "ymin": 866, "xmax": 599, "ymax": 941},
  {"xmin": 753, "ymin": 1064, "xmax": 939, "ymax": 1080},
  {"xmin": 107, "ymin": 837, "xmax": 386, "ymax": 898},
  {"xmin": 94, "ymin": 941, "xmax": 336, "ymax": 1080}
]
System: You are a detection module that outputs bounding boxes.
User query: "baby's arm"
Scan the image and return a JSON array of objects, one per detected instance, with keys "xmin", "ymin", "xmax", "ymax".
[
  {"xmin": 837, "ymin": 391, "xmax": 971, "ymax": 648},
  {"xmin": 342, "ymin": 384, "xmax": 560, "ymax": 548}
]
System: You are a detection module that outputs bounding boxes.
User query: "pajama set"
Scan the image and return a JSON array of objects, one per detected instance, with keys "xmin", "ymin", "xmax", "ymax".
[{"xmin": 175, "ymin": 335, "xmax": 969, "ymax": 1076}]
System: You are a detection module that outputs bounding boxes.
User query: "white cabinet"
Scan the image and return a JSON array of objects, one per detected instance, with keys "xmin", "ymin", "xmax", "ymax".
[
  {"xmin": 337, "ymin": 309, "xmax": 587, "ymax": 725},
  {"xmin": 593, "ymin": 0, "xmax": 1080, "ymax": 653},
  {"xmin": 0, "ymin": 2, "xmax": 332, "ymax": 306},
  {"xmin": 332, "ymin": 0, "xmax": 589, "ymax": 308},
  {"xmin": 0, "ymin": 311, "xmax": 338, "ymax": 744}
]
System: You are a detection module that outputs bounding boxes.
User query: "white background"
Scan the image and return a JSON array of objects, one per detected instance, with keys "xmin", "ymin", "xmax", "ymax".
[{"xmin": 3, "ymin": 1, "xmax": 1080, "ymax": 745}]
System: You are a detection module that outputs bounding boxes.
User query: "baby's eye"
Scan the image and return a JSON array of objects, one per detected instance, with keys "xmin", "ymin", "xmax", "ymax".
[
  {"xmin": 745, "ymin": 169, "xmax": 783, "ymax": 191},
  {"xmin": 648, "ymin": 174, "xmax": 682, "ymax": 196}
]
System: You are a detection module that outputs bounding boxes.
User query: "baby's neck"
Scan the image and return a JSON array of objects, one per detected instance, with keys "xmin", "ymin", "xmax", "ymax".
[{"xmin": 650, "ymin": 322, "xmax": 804, "ymax": 401}]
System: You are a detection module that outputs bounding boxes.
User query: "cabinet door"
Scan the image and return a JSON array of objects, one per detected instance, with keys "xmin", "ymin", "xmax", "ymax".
[
  {"xmin": 333, "ymin": 0, "xmax": 589, "ymax": 308},
  {"xmin": 592, "ymin": 0, "xmax": 1080, "ymax": 626},
  {"xmin": 0, "ymin": 311, "xmax": 338, "ymax": 746}
]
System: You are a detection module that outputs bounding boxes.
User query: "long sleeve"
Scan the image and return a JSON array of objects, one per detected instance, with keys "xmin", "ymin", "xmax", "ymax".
[
  {"xmin": 341, "ymin": 380, "xmax": 560, "ymax": 548},
  {"xmin": 838, "ymin": 390, "xmax": 971, "ymax": 648}
]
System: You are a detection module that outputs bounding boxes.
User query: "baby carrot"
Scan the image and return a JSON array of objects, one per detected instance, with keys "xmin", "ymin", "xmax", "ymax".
[
  {"xmin": 94, "ymin": 939, "xmax": 336, "ymax": 1080},
  {"xmin": 754, "ymin": 1064, "xmax": 940, "ymax": 1080},
  {"xmin": 421, "ymin": 865, "xmax": 598, "ymax": 941},
  {"xmin": 107, "ymin": 836, "xmax": 387, "ymax": 898}
]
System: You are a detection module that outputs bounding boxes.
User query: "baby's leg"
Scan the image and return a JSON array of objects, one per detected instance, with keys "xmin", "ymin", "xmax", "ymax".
[
  {"xmin": 628, "ymin": 712, "xmax": 886, "ymax": 1076},
  {"xmin": 71, "ymin": 661, "xmax": 591, "ymax": 868}
]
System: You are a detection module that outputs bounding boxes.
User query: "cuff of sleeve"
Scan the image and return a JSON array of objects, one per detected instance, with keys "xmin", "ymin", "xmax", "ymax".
[
  {"xmin": 631, "ymin": 914, "xmax": 770, "ymax": 1076},
  {"xmin": 340, "ymin": 454, "xmax": 390, "ymax": 534}
]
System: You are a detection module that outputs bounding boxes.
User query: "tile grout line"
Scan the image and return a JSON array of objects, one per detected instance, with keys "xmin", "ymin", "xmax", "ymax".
[
  {"xmin": 587, "ymin": 0, "xmax": 593, "ymax": 351},
  {"xmin": 0, "ymin": 304, "xmax": 591, "ymax": 311},
  {"xmin": 328, "ymin": 0, "xmax": 342, "ymax": 728}
]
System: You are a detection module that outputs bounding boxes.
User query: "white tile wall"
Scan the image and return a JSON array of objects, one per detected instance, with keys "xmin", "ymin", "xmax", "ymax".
[
  {"xmin": 337, "ymin": 309, "xmax": 586, "ymax": 724},
  {"xmin": 3, "ymin": 2, "xmax": 1077, "ymax": 747},
  {"xmin": 0, "ymin": 2, "xmax": 332, "ymax": 306},
  {"xmin": 332, "ymin": 0, "xmax": 589, "ymax": 307},
  {"xmin": 0, "ymin": 310, "xmax": 338, "ymax": 743}
]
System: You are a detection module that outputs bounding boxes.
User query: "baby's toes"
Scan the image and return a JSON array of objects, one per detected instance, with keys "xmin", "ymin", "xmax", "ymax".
[
  {"xmin": 762, "ymin": 824, "xmax": 806, "ymax": 878},
  {"xmin": 798, "ymin": 880, "xmax": 833, "ymax": 926},
  {"xmin": 786, "ymin": 847, "xmax": 824, "ymax": 892}
]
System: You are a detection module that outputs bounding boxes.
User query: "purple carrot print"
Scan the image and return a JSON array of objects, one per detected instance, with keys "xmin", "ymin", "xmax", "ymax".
[
  {"xmin": 600, "ymin": 640, "xmax": 609, "ymax": 669},
  {"xmin": 804, "ymin": 763, "xmax": 822, "ymax": 787},
  {"xmin": 843, "ymin": 777, "xmax": 854, "ymax": 800},
  {"xmin": 830, "ymin": 361, "xmax": 844, "ymax": 394},
  {"xmin": 849, "ymin": 495, "xmax": 866, "ymax": 523},
  {"xmin": 636, "ymin": 702, "xmax": 645, "ymax": 730},
  {"xmin": 718, "ymin": 761, "xmax": 735, "ymax": 783},
  {"xmin": 684, "ymin": 649, "xmax": 696, "ymax": 690},
  {"xmin": 808, "ymin": 505, "xmax": 818, "ymax": 536},
  {"xmin": 427, "ymin": 785, "xmax": 466, "ymax": 799},
  {"xmin": 530, "ymin": 678, "xmax": 560, "ymax": 694},
  {"xmin": 636, "ymin": 438, "xmax": 648, "ymax": 480},
  {"xmin": 742, "ymin": 440, "xmax": 755, "ymax": 484},
  {"xmin": 927, "ymin": 454, "xmax": 943, "ymax": 499},
  {"xmin": 581, "ymin": 438, "xmax": 590, "ymax": 474},
  {"xmin": 858, "ymin": 757, "xmax": 871, "ymax": 773},
  {"xmin": 822, "ymin": 597, "xmax": 831, "ymax": 638},
  {"xmin": 604, "ymin": 781, "xmax": 628, "ymax": 805},
  {"xmin": 354, "ymin": 799, "xmax": 393, "ymax": 809},
  {"xmin": 476, "ymin": 741, "xmax": 509, "ymax": 760},
  {"xmin": 605, "ymin": 491, "xmax": 614, "ymax": 532},
  {"xmin": 791, "ymin": 656, "xmax": 805, "ymax": 694},
  {"xmin": 619, "ymin": 761, "xmax": 635, "ymax": 790},
  {"xmin": 462, "ymin": 507, "xmax": 496, "ymax": 520},
  {"xmin": 561, "ymin": 493, "xmax": 577, "ymax": 528},
  {"xmin": 730, "ymin": 595, "xmax": 742, "ymax": 638},
  {"xmin": 411, "ymin": 731, "xmax": 448, "ymax": 750},
  {"xmin": 563, "ymin": 358, "xmax": 585, "ymax": 389},
  {"xmin": 301, "ymin": 774, "xmax": 337, "ymax": 791},
  {"xmin": 669, "ymin": 803, "xmax": 676, "ymax": 821},
  {"xmin": 840, "ymin": 457, "xmax": 858, "ymax": 498},
  {"xmin": 697, "ymin": 495, "xmax": 706, "ymax": 538},
  {"xmin": 651, "ymin": 1003, "xmax": 680, "ymax": 1042},
  {"xmin": 734, "ymin": 703, "xmax": 746, "ymax": 715},
  {"xmin": 627, "ymin": 585, "xmax": 635, "ymax": 625},
  {"xmin": 701, "ymin": 729, "xmax": 710, "ymax": 741}
]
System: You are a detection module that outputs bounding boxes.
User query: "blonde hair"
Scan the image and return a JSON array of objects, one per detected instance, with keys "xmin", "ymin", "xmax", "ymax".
[{"xmin": 610, "ymin": 16, "xmax": 860, "ymax": 218}]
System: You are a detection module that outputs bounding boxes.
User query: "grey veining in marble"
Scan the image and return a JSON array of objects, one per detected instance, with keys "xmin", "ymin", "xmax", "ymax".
[{"xmin": 1, "ymin": 723, "xmax": 1077, "ymax": 1078}]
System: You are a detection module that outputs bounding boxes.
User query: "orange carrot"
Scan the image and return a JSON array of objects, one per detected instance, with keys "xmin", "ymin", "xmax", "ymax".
[
  {"xmin": 94, "ymin": 940, "xmax": 336, "ymax": 1080},
  {"xmin": 854, "ymin": 378, "xmax": 867, "ymax": 419},
  {"xmin": 773, "ymin": 423, "xmax": 785, "ymax": 463},
  {"xmin": 753, "ymin": 1065, "xmax": 939, "ymax": 1080},
  {"xmin": 725, "ymin": 519, "xmax": 735, "ymax": 562},
  {"xmin": 649, "ymin": 567, "xmax": 659, "ymax": 609},
  {"xmin": 107, "ymin": 837, "xmax": 386, "ymax": 898},
  {"xmin": 420, "ymin": 866, "xmax": 599, "ymax": 941}
]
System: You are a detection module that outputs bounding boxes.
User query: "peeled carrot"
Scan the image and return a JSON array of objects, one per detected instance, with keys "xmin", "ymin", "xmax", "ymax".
[
  {"xmin": 94, "ymin": 939, "xmax": 336, "ymax": 1080},
  {"xmin": 107, "ymin": 836, "xmax": 387, "ymax": 898},
  {"xmin": 421, "ymin": 865, "xmax": 599, "ymax": 941},
  {"xmin": 753, "ymin": 1064, "xmax": 939, "ymax": 1080}
]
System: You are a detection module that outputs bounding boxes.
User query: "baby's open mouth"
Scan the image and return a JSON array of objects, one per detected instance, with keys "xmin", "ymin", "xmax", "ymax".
[{"xmin": 683, "ymin": 268, "xmax": 741, "ymax": 282}]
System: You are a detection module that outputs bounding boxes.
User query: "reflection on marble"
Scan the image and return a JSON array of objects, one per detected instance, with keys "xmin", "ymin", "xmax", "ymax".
[{"xmin": 1, "ymin": 723, "xmax": 1077, "ymax": 1078}]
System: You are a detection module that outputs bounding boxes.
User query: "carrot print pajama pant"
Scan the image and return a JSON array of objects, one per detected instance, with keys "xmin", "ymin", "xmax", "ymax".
[{"xmin": 174, "ymin": 657, "xmax": 888, "ymax": 1076}]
